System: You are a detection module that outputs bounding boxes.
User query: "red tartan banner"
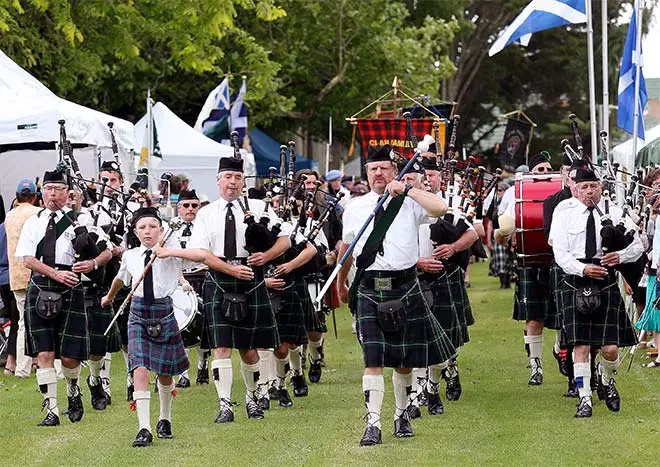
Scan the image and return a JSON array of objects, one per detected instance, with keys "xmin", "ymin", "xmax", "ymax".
[{"xmin": 356, "ymin": 118, "xmax": 446, "ymax": 160}]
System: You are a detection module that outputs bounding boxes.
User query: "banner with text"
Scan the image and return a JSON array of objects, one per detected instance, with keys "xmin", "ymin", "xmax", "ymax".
[{"xmin": 356, "ymin": 118, "xmax": 446, "ymax": 162}]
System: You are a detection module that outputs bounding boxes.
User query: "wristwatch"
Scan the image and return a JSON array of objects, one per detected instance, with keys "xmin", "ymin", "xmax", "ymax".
[{"xmin": 404, "ymin": 184, "xmax": 414, "ymax": 196}]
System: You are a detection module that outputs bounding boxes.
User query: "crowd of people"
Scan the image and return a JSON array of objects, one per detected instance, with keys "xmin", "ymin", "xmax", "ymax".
[{"xmin": 0, "ymin": 136, "xmax": 656, "ymax": 446}]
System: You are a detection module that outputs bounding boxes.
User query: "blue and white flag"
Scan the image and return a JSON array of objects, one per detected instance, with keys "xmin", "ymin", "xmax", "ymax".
[
  {"xmin": 488, "ymin": 0, "xmax": 586, "ymax": 56},
  {"xmin": 194, "ymin": 77, "xmax": 230, "ymax": 133},
  {"xmin": 230, "ymin": 78, "xmax": 248, "ymax": 147},
  {"xmin": 617, "ymin": 8, "xmax": 647, "ymax": 141}
]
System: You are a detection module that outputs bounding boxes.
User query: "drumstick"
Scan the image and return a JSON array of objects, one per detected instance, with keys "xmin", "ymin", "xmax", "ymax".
[{"xmin": 103, "ymin": 218, "xmax": 183, "ymax": 336}]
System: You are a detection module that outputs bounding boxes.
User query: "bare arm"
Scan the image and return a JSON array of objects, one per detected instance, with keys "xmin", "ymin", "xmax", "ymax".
[
  {"xmin": 407, "ymin": 187, "xmax": 447, "ymax": 218},
  {"xmin": 276, "ymin": 243, "xmax": 316, "ymax": 276},
  {"xmin": 24, "ymin": 256, "xmax": 79, "ymax": 288}
]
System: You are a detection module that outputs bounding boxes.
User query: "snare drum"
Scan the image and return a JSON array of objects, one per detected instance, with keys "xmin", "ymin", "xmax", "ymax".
[
  {"xmin": 514, "ymin": 172, "xmax": 563, "ymax": 266},
  {"xmin": 172, "ymin": 285, "xmax": 199, "ymax": 333}
]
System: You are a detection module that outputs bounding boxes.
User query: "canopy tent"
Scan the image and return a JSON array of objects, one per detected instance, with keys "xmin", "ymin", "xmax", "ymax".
[
  {"xmin": 611, "ymin": 123, "xmax": 660, "ymax": 171},
  {"xmin": 0, "ymin": 49, "xmax": 136, "ymax": 211},
  {"xmin": 249, "ymin": 128, "xmax": 317, "ymax": 175},
  {"xmin": 134, "ymin": 102, "xmax": 256, "ymax": 201}
]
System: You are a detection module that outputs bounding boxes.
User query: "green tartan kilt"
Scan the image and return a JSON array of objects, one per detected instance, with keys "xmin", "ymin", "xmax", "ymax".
[
  {"xmin": 84, "ymin": 284, "xmax": 121, "ymax": 356},
  {"xmin": 421, "ymin": 274, "xmax": 465, "ymax": 349},
  {"xmin": 356, "ymin": 270, "xmax": 456, "ymax": 369},
  {"xmin": 112, "ymin": 285, "xmax": 131, "ymax": 346},
  {"xmin": 299, "ymin": 278, "xmax": 327, "ymax": 334},
  {"xmin": 203, "ymin": 268, "xmax": 280, "ymax": 350},
  {"xmin": 25, "ymin": 275, "xmax": 88, "ymax": 361},
  {"xmin": 513, "ymin": 266, "xmax": 560, "ymax": 329},
  {"xmin": 445, "ymin": 263, "xmax": 475, "ymax": 329},
  {"xmin": 272, "ymin": 280, "xmax": 308, "ymax": 346},
  {"xmin": 559, "ymin": 272, "xmax": 637, "ymax": 347}
]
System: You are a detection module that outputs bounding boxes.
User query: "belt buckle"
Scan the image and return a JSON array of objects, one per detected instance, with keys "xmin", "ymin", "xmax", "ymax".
[
  {"xmin": 374, "ymin": 277, "xmax": 392, "ymax": 292},
  {"xmin": 228, "ymin": 260, "xmax": 243, "ymax": 267}
]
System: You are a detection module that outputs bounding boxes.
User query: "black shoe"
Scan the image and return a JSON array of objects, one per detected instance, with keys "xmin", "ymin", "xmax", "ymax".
[
  {"xmin": 359, "ymin": 426, "xmax": 382, "ymax": 446},
  {"xmin": 127, "ymin": 384, "xmax": 134, "ymax": 402},
  {"xmin": 424, "ymin": 386, "xmax": 444, "ymax": 415},
  {"xmin": 278, "ymin": 388, "xmax": 293, "ymax": 408},
  {"xmin": 528, "ymin": 358, "xmax": 543, "ymax": 386},
  {"xmin": 443, "ymin": 366, "xmax": 462, "ymax": 401},
  {"xmin": 156, "ymin": 419, "xmax": 173, "ymax": 439},
  {"xmin": 292, "ymin": 373, "xmax": 309, "ymax": 397},
  {"xmin": 553, "ymin": 348, "xmax": 569, "ymax": 377},
  {"xmin": 37, "ymin": 411, "xmax": 60, "ymax": 427},
  {"xmin": 246, "ymin": 398, "xmax": 265, "ymax": 420},
  {"xmin": 575, "ymin": 396, "xmax": 593, "ymax": 418},
  {"xmin": 406, "ymin": 404, "xmax": 421, "ymax": 420},
  {"xmin": 418, "ymin": 390, "xmax": 428, "ymax": 407},
  {"xmin": 394, "ymin": 415, "xmax": 414, "ymax": 438},
  {"xmin": 268, "ymin": 385, "xmax": 279, "ymax": 401},
  {"xmin": 308, "ymin": 359, "xmax": 322, "ymax": 383},
  {"xmin": 87, "ymin": 376, "xmax": 109, "ymax": 411},
  {"xmin": 563, "ymin": 379, "xmax": 579, "ymax": 398},
  {"xmin": 601, "ymin": 379, "xmax": 621, "ymax": 412},
  {"xmin": 215, "ymin": 402, "xmax": 234, "ymax": 424},
  {"xmin": 101, "ymin": 378, "xmax": 112, "ymax": 405},
  {"xmin": 176, "ymin": 376, "xmax": 190, "ymax": 388},
  {"xmin": 66, "ymin": 391, "xmax": 84, "ymax": 423},
  {"xmin": 258, "ymin": 396, "xmax": 270, "ymax": 411},
  {"xmin": 132, "ymin": 428, "xmax": 153, "ymax": 447},
  {"xmin": 196, "ymin": 367, "xmax": 209, "ymax": 385}
]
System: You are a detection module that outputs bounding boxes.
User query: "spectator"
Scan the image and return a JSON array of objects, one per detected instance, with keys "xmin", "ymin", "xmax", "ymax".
[{"xmin": 1, "ymin": 222, "xmax": 19, "ymax": 376}]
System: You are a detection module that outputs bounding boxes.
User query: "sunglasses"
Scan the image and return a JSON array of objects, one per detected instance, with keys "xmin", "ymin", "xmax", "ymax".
[
  {"xmin": 180, "ymin": 203, "xmax": 200, "ymax": 209},
  {"xmin": 535, "ymin": 166, "xmax": 552, "ymax": 173}
]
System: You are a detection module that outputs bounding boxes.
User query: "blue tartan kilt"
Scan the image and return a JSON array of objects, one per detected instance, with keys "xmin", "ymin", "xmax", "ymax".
[
  {"xmin": 203, "ymin": 268, "xmax": 280, "ymax": 350},
  {"xmin": 272, "ymin": 280, "xmax": 308, "ymax": 346},
  {"xmin": 559, "ymin": 272, "xmax": 637, "ymax": 347},
  {"xmin": 128, "ymin": 296, "xmax": 189, "ymax": 376},
  {"xmin": 513, "ymin": 265, "xmax": 560, "ymax": 329},
  {"xmin": 356, "ymin": 270, "xmax": 456, "ymax": 369},
  {"xmin": 25, "ymin": 275, "xmax": 88, "ymax": 361},
  {"xmin": 84, "ymin": 285, "xmax": 122, "ymax": 356}
]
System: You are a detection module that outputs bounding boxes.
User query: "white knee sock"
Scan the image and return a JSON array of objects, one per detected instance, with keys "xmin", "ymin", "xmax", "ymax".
[
  {"xmin": 211, "ymin": 359, "xmax": 232, "ymax": 407},
  {"xmin": 158, "ymin": 381, "xmax": 175, "ymax": 422},
  {"xmin": 308, "ymin": 337, "xmax": 324, "ymax": 361},
  {"xmin": 554, "ymin": 332, "xmax": 562, "ymax": 354},
  {"xmin": 573, "ymin": 362, "xmax": 591, "ymax": 399},
  {"xmin": 362, "ymin": 375, "xmax": 384, "ymax": 430},
  {"xmin": 427, "ymin": 364, "xmax": 443, "ymax": 394},
  {"xmin": 100, "ymin": 353, "xmax": 112, "ymax": 392},
  {"xmin": 289, "ymin": 346, "xmax": 302, "ymax": 375},
  {"xmin": 198, "ymin": 349, "xmax": 209, "ymax": 370},
  {"xmin": 36, "ymin": 368, "xmax": 59, "ymax": 417},
  {"xmin": 392, "ymin": 371, "xmax": 413, "ymax": 420},
  {"xmin": 601, "ymin": 354, "xmax": 620, "ymax": 384},
  {"xmin": 527, "ymin": 334, "xmax": 543, "ymax": 362},
  {"xmin": 180, "ymin": 349, "xmax": 190, "ymax": 380},
  {"xmin": 240, "ymin": 360, "xmax": 261, "ymax": 403},
  {"xmin": 61, "ymin": 364, "xmax": 81, "ymax": 396},
  {"xmin": 54, "ymin": 359, "xmax": 64, "ymax": 379},
  {"xmin": 257, "ymin": 350, "xmax": 272, "ymax": 397},
  {"xmin": 409, "ymin": 368, "xmax": 425, "ymax": 407},
  {"xmin": 276, "ymin": 355, "xmax": 290, "ymax": 389},
  {"xmin": 133, "ymin": 390, "xmax": 151, "ymax": 431},
  {"xmin": 87, "ymin": 359, "xmax": 103, "ymax": 385}
]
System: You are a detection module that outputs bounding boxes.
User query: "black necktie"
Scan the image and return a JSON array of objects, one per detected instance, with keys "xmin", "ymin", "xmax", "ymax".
[
  {"xmin": 224, "ymin": 203, "xmax": 237, "ymax": 260},
  {"xmin": 143, "ymin": 250, "xmax": 155, "ymax": 305},
  {"xmin": 373, "ymin": 203, "xmax": 385, "ymax": 256},
  {"xmin": 585, "ymin": 207, "xmax": 597, "ymax": 259},
  {"xmin": 43, "ymin": 212, "xmax": 57, "ymax": 267},
  {"xmin": 181, "ymin": 222, "xmax": 193, "ymax": 249}
]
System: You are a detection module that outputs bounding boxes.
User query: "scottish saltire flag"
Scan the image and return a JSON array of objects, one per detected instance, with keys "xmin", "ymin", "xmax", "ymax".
[
  {"xmin": 488, "ymin": 0, "xmax": 586, "ymax": 56},
  {"xmin": 617, "ymin": 8, "xmax": 647, "ymax": 140},
  {"xmin": 194, "ymin": 77, "xmax": 230, "ymax": 134},
  {"xmin": 230, "ymin": 78, "xmax": 248, "ymax": 147}
]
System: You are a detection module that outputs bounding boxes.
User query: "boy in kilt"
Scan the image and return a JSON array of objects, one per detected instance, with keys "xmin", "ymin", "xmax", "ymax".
[
  {"xmin": 157, "ymin": 156, "xmax": 292, "ymax": 424},
  {"xmin": 15, "ymin": 169, "xmax": 113, "ymax": 427},
  {"xmin": 549, "ymin": 165, "xmax": 643, "ymax": 418},
  {"xmin": 337, "ymin": 145, "xmax": 455, "ymax": 446},
  {"xmin": 101, "ymin": 207, "xmax": 190, "ymax": 447}
]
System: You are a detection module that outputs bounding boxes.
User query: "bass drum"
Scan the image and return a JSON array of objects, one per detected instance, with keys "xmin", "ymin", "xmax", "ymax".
[
  {"xmin": 172, "ymin": 286, "xmax": 199, "ymax": 334},
  {"xmin": 514, "ymin": 172, "xmax": 563, "ymax": 267}
]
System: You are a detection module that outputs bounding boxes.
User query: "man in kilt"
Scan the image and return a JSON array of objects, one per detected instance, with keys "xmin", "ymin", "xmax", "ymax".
[
  {"xmin": 171, "ymin": 188, "xmax": 212, "ymax": 388},
  {"xmin": 485, "ymin": 181, "xmax": 516, "ymax": 288},
  {"xmin": 102, "ymin": 207, "xmax": 189, "ymax": 446},
  {"xmin": 495, "ymin": 154, "xmax": 563, "ymax": 386},
  {"xmin": 337, "ymin": 145, "xmax": 455, "ymax": 446},
  {"xmin": 15, "ymin": 169, "xmax": 112, "ymax": 426},
  {"xmin": 549, "ymin": 165, "xmax": 643, "ymax": 417},
  {"xmin": 161, "ymin": 156, "xmax": 292, "ymax": 423}
]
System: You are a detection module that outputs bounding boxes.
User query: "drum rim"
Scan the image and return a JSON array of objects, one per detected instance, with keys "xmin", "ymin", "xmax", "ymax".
[{"xmin": 172, "ymin": 286, "xmax": 199, "ymax": 331}]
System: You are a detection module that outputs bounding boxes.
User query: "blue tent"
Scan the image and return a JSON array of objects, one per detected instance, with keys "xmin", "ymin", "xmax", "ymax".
[{"xmin": 249, "ymin": 128, "xmax": 317, "ymax": 175}]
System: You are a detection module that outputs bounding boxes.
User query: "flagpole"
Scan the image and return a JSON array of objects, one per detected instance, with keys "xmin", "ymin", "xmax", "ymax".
[
  {"xmin": 325, "ymin": 116, "xmax": 332, "ymax": 175},
  {"xmin": 586, "ymin": 0, "xmax": 598, "ymax": 161},
  {"xmin": 601, "ymin": 0, "xmax": 609, "ymax": 152},
  {"xmin": 631, "ymin": 0, "xmax": 644, "ymax": 172}
]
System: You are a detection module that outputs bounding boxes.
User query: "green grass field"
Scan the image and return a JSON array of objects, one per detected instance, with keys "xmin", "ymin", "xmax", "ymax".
[{"xmin": 1, "ymin": 261, "xmax": 659, "ymax": 466}]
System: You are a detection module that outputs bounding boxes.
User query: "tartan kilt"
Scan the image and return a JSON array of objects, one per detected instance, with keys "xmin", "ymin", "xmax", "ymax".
[
  {"xmin": 421, "ymin": 274, "xmax": 465, "ymax": 349},
  {"xmin": 113, "ymin": 285, "xmax": 131, "ymax": 346},
  {"xmin": 127, "ymin": 296, "xmax": 189, "ymax": 376},
  {"xmin": 559, "ymin": 272, "xmax": 637, "ymax": 347},
  {"xmin": 356, "ymin": 271, "xmax": 456, "ymax": 369},
  {"xmin": 25, "ymin": 275, "xmax": 88, "ymax": 361},
  {"xmin": 299, "ymin": 278, "xmax": 327, "ymax": 334},
  {"xmin": 445, "ymin": 263, "xmax": 475, "ymax": 330},
  {"xmin": 272, "ymin": 280, "xmax": 308, "ymax": 346},
  {"xmin": 203, "ymin": 268, "xmax": 279, "ymax": 350},
  {"xmin": 84, "ymin": 284, "xmax": 121, "ymax": 356},
  {"xmin": 513, "ymin": 266, "xmax": 560, "ymax": 329},
  {"xmin": 491, "ymin": 240, "xmax": 515, "ymax": 276}
]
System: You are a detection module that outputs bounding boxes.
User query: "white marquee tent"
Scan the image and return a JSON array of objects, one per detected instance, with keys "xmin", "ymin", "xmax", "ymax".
[
  {"xmin": 611, "ymin": 123, "xmax": 660, "ymax": 172},
  {"xmin": 0, "ymin": 49, "xmax": 136, "ymax": 210},
  {"xmin": 134, "ymin": 102, "xmax": 256, "ymax": 201}
]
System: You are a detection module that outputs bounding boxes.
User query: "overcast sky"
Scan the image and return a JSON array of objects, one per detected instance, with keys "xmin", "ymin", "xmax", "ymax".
[{"xmin": 643, "ymin": 7, "xmax": 660, "ymax": 78}]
